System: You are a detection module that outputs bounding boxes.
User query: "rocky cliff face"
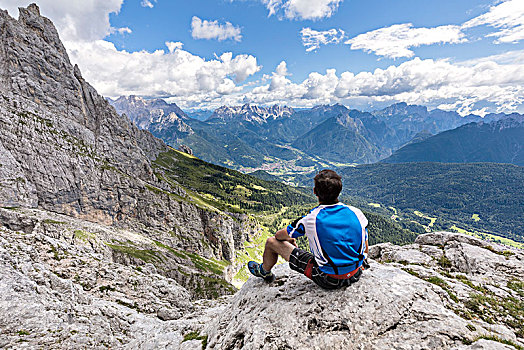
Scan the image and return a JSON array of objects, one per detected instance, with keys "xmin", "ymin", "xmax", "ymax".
[{"xmin": 0, "ymin": 4, "xmax": 257, "ymax": 294}]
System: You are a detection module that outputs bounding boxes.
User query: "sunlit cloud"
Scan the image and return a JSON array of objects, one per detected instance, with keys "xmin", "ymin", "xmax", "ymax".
[
  {"xmin": 140, "ymin": 0, "xmax": 156, "ymax": 9},
  {"xmin": 301, "ymin": 27, "xmax": 345, "ymax": 52},
  {"xmin": 345, "ymin": 23, "xmax": 466, "ymax": 59},
  {"xmin": 463, "ymin": 0, "xmax": 524, "ymax": 44},
  {"xmin": 191, "ymin": 16, "xmax": 242, "ymax": 42},
  {"xmin": 262, "ymin": 0, "xmax": 343, "ymax": 20}
]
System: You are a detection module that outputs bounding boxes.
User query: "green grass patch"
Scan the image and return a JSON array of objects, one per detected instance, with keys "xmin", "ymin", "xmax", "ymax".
[
  {"xmin": 465, "ymin": 292, "xmax": 524, "ymax": 337},
  {"xmin": 105, "ymin": 243, "xmax": 164, "ymax": 264},
  {"xmin": 99, "ymin": 285, "xmax": 116, "ymax": 293},
  {"xmin": 153, "ymin": 241, "xmax": 229, "ymax": 275},
  {"xmin": 421, "ymin": 276, "xmax": 459, "ymax": 303},
  {"xmin": 471, "ymin": 335, "xmax": 523, "ymax": 350},
  {"xmin": 437, "ymin": 255, "xmax": 452, "ymax": 269},
  {"xmin": 402, "ymin": 267, "xmax": 420, "ymax": 278},
  {"xmin": 74, "ymin": 230, "xmax": 94, "ymax": 241},
  {"xmin": 17, "ymin": 330, "xmax": 30, "ymax": 336},
  {"xmin": 182, "ymin": 331, "xmax": 208, "ymax": 350},
  {"xmin": 43, "ymin": 219, "xmax": 66, "ymax": 225}
]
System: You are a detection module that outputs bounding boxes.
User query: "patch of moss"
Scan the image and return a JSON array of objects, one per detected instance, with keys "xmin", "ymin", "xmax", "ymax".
[
  {"xmin": 153, "ymin": 241, "xmax": 186, "ymax": 259},
  {"xmin": 184, "ymin": 251, "xmax": 227, "ymax": 275},
  {"xmin": 182, "ymin": 331, "xmax": 208, "ymax": 350},
  {"xmin": 99, "ymin": 285, "xmax": 116, "ymax": 293},
  {"xmin": 155, "ymin": 240, "xmax": 229, "ymax": 275},
  {"xmin": 471, "ymin": 335, "xmax": 523, "ymax": 350},
  {"xmin": 116, "ymin": 299, "xmax": 138, "ymax": 310},
  {"xmin": 426, "ymin": 276, "xmax": 459, "ymax": 302},
  {"xmin": 456, "ymin": 275, "xmax": 489, "ymax": 293},
  {"xmin": 105, "ymin": 243, "xmax": 164, "ymax": 264},
  {"xmin": 74, "ymin": 230, "xmax": 94, "ymax": 241},
  {"xmin": 465, "ymin": 292, "xmax": 524, "ymax": 337},
  {"xmin": 507, "ymin": 279, "xmax": 524, "ymax": 298},
  {"xmin": 194, "ymin": 275, "xmax": 237, "ymax": 299},
  {"xmin": 43, "ymin": 219, "xmax": 66, "ymax": 225},
  {"xmin": 402, "ymin": 267, "xmax": 420, "ymax": 278},
  {"xmin": 49, "ymin": 245, "xmax": 63, "ymax": 261},
  {"xmin": 17, "ymin": 330, "xmax": 30, "ymax": 336},
  {"xmin": 483, "ymin": 245, "xmax": 515, "ymax": 259},
  {"xmin": 384, "ymin": 259, "xmax": 409, "ymax": 265},
  {"xmin": 437, "ymin": 255, "xmax": 452, "ymax": 269}
]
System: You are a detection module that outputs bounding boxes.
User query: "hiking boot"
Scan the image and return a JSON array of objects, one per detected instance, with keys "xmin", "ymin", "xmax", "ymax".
[{"xmin": 247, "ymin": 261, "xmax": 275, "ymax": 282}]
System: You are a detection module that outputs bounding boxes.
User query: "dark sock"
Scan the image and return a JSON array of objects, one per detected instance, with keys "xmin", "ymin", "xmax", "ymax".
[{"xmin": 260, "ymin": 264, "xmax": 270, "ymax": 275}]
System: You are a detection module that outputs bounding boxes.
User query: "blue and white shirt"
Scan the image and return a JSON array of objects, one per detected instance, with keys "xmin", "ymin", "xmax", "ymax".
[{"xmin": 287, "ymin": 203, "xmax": 368, "ymax": 275}]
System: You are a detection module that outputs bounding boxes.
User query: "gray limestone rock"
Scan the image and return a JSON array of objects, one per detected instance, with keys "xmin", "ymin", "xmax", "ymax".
[
  {"xmin": 205, "ymin": 232, "xmax": 524, "ymax": 349},
  {"xmin": 0, "ymin": 4, "xmax": 257, "ymax": 281}
]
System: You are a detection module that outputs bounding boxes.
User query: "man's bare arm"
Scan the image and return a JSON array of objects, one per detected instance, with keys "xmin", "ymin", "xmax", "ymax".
[{"xmin": 275, "ymin": 228, "xmax": 297, "ymax": 247}]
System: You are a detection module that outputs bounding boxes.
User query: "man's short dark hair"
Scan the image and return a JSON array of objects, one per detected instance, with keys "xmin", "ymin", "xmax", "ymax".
[{"xmin": 314, "ymin": 169, "xmax": 342, "ymax": 204}]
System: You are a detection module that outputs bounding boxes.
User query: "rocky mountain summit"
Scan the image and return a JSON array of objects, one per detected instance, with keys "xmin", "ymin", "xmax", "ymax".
[
  {"xmin": 2, "ymin": 208, "xmax": 523, "ymax": 349},
  {"xmin": 209, "ymin": 104, "xmax": 295, "ymax": 124},
  {"xmin": 111, "ymin": 95, "xmax": 190, "ymax": 130}
]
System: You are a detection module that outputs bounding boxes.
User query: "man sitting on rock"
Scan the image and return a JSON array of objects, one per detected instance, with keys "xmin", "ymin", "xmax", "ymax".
[{"xmin": 248, "ymin": 169, "xmax": 369, "ymax": 289}]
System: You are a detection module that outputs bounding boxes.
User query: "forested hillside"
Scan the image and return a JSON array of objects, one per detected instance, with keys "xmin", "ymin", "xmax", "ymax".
[
  {"xmin": 153, "ymin": 149, "xmax": 418, "ymax": 247},
  {"xmin": 385, "ymin": 116, "xmax": 524, "ymax": 166},
  {"xmin": 339, "ymin": 163, "xmax": 524, "ymax": 242}
]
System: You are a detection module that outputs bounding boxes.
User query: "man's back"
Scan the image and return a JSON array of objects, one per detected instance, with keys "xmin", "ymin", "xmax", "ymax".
[{"xmin": 288, "ymin": 203, "xmax": 368, "ymax": 275}]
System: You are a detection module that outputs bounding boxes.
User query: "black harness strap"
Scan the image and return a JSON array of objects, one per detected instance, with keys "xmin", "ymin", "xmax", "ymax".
[{"xmin": 321, "ymin": 246, "xmax": 339, "ymax": 275}]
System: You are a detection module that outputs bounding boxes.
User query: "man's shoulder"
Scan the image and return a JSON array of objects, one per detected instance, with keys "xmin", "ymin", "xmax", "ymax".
[
  {"xmin": 322, "ymin": 203, "xmax": 368, "ymax": 227},
  {"xmin": 339, "ymin": 203, "xmax": 365, "ymax": 216}
]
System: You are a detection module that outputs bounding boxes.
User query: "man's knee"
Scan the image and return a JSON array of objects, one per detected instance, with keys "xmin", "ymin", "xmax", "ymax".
[{"xmin": 266, "ymin": 236, "xmax": 277, "ymax": 248}]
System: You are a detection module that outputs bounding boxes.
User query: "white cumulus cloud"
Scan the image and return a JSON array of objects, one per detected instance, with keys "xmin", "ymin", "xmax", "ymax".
[
  {"xmin": 165, "ymin": 41, "xmax": 184, "ymax": 53},
  {"xmin": 238, "ymin": 53, "xmax": 524, "ymax": 114},
  {"xmin": 463, "ymin": 0, "xmax": 524, "ymax": 44},
  {"xmin": 0, "ymin": 0, "xmax": 127, "ymax": 42},
  {"xmin": 262, "ymin": 0, "xmax": 343, "ymax": 20},
  {"xmin": 269, "ymin": 61, "xmax": 291, "ymax": 91},
  {"xmin": 301, "ymin": 27, "xmax": 345, "ymax": 52},
  {"xmin": 345, "ymin": 23, "xmax": 466, "ymax": 59},
  {"xmin": 66, "ymin": 40, "xmax": 260, "ymax": 104},
  {"xmin": 191, "ymin": 16, "xmax": 242, "ymax": 42},
  {"xmin": 111, "ymin": 27, "xmax": 132, "ymax": 35},
  {"xmin": 141, "ymin": 0, "xmax": 156, "ymax": 8}
]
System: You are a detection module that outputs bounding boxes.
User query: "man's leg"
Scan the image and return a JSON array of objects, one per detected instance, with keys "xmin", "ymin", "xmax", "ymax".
[{"xmin": 262, "ymin": 237, "xmax": 296, "ymax": 272}]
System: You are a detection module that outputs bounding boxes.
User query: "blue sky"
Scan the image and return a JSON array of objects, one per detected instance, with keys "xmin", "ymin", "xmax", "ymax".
[
  {"xmin": 2, "ymin": 0, "xmax": 524, "ymax": 115},
  {"xmin": 107, "ymin": 0, "xmax": 498, "ymax": 80}
]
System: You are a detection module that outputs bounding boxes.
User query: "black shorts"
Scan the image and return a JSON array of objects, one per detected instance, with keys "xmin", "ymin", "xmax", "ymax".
[{"xmin": 289, "ymin": 248, "xmax": 362, "ymax": 290}]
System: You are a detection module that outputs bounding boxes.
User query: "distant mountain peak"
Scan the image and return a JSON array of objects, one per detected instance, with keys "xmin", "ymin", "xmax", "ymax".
[
  {"xmin": 110, "ymin": 95, "xmax": 188, "ymax": 130},
  {"xmin": 210, "ymin": 104, "xmax": 294, "ymax": 124},
  {"xmin": 377, "ymin": 102, "xmax": 428, "ymax": 117}
]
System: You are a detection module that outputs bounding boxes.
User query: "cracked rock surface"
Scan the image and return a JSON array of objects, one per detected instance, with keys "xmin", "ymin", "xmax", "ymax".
[{"xmin": 206, "ymin": 232, "xmax": 523, "ymax": 350}]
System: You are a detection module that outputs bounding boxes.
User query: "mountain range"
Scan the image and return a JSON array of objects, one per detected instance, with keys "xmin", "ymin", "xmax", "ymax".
[
  {"xmin": 110, "ymin": 97, "xmax": 523, "ymax": 177},
  {"xmin": 384, "ymin": 115, "xmax": 524, "ymax": 166}
]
